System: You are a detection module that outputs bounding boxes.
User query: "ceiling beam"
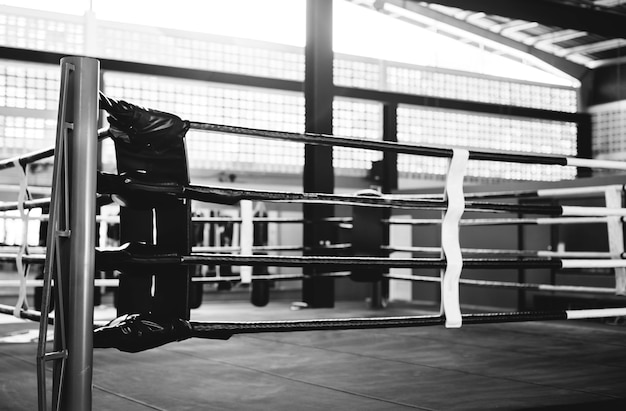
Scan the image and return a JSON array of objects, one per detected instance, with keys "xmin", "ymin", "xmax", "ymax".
[
  {"xmin": 414, "ymin": 0, "xmax": 626, "ymax": 39},
  {"xmin": 378, "ymin": 0, "xmax": 588, "ymax": 79}
]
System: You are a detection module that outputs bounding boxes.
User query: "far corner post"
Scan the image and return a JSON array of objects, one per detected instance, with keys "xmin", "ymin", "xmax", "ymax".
[
  {"xmin": 302, "ymin": 0, "xmax": 335, "ymax": 308},
  {"xmin": 378, "ymin": 102, "xmax": 399, "ymax": 306}
]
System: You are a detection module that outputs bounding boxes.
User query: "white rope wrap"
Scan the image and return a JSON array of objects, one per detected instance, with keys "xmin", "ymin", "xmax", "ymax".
[
  {"xmin": 239, "ymin": 200, "xmax": 254, "ymax": 284},
  {"xmin": 604, "ymin": 187, "xmax": 626, "ymax": 296},
  {"xmin": 441, "ymin": 149, "xmax": 469, "ymax": 328},
  {"xmin": 561, "ymin": 206, "xmax": 626, "ymax": 217},
  {"xmin": 13, "ymin": 160, "xmax": 30, "ymax": 318},
  {"xmin": 566, "ymin": 307, "xmax": 626, "ymax": 320}
]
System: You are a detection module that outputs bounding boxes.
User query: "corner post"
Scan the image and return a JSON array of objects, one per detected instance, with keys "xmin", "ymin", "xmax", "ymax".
[{"xmin": 59, "ymin": 56, "xmax": 100, "ymax": 411}]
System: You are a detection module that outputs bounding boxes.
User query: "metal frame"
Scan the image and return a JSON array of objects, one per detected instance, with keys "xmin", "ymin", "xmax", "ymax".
[
  {"xmin": 414, "ymin": 0, "xmax": 626, "ymax": 39},
  {"xmin": 37, "ymin": 56, "xmax": 99, "ymax": 411}
]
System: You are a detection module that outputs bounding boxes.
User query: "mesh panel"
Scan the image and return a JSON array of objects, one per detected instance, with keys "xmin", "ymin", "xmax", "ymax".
[
  {"xmin": 589, "ymin": 101, "xmax": 626, "ymax": 162},
  {"xmin": 333, "ymin": 98, "xmax": 382, "ymax": 176},
  {"xmin": 103, "ymin": 72, "xmax": 305, "ymax": 174},
  {"xmin": 0, "ymin": 60, "xmax": 58, "ymax": 159},
  {"xmin": 0, "ymin": 6, "xmax": 582, "ymax": 183},
  {"xmin": 397, "ymin": 106, "xmax": 578, "ymax": 181},
  {"xmin": 0, "ymin": 7, "xmax": 84, "ymax": 54},
  {"xmin": 97, "ymin": 23, "xmax": 304, "ymax": 81},
  {"xmin": 0, "ymin": 60, "xmax": 59, "ymax": 111},
  {"xmin": 334, "ymin": 57, "xmax": 578, "ymax": 113},
  {"xmin": 334, "ymin": 57, "xmax": 381, "ymax": 90}
]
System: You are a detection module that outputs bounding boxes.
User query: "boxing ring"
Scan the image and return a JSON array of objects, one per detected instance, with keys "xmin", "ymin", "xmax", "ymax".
[{"xmin": 0, "ymin": 56, "xmax": 626, "ymax": 410}]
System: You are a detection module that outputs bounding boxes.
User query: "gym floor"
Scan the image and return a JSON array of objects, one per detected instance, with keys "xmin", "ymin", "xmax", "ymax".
[{"xmin": 2, "ymin": 297, "xmax": 626, "ymax": 411}]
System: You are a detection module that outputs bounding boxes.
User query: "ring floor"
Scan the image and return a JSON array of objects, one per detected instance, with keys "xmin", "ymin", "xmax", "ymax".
[{"xmin": 2, "ymin": 298, "xmax": 626, "ymax": 411}]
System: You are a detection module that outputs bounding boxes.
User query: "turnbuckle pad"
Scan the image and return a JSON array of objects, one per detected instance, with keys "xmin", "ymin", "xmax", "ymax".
[
  {"xmin": 93, "ymin": 313, "xmax": 193, "ymax": 353},
  {"xmin": 97, "ymin": 171, "xmax": 183, "ymax": 209},
  {"xmin": 99, "ymin": 93, "xmax": 189, "ymax": 153},
  {"xmin": 96, "ymin": 242, "xmax": 182, "ymax": 271}
]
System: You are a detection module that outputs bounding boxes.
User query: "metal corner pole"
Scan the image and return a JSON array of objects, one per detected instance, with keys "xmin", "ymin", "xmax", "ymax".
[{"xmin": 60, "ymin": 56, "xmax": 100, "ymax": 411}]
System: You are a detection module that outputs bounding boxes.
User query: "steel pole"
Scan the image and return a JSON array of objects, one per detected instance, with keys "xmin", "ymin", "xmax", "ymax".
[{"xmin": 60, "ymin": 56, "xmax": 99, "ymax": 411}]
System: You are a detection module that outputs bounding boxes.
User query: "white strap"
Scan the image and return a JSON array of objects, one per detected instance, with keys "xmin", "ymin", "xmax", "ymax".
[
  {"xmin": 13, "ymin": 160, "xmax": 30, "ymax": 318},
  {"xmin": 604, "ymin": 187, "xmax": 626, "ymax": 296},
  {"xmin": 239, "ymin": 200, "xmax": 254, "ymax": 284},
  {"xmin": 441, "ymin": 149, "xmax": 469, "ymax": 328}
]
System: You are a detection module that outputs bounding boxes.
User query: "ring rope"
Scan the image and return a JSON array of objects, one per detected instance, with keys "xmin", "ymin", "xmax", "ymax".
[
  {"xmin": 0, "ymin": 128, "xmax": 109, "ymax": 173},
  {"xmin": 0, "ymin": 147, "xmax": 54, "ymax": 172},
  {"xmin": 399, "ymin": 184, "xmax": 626, "ymax": 201},
  {"xmin": 15, "ymin": 243, "xmax": 610, "ymax": 257},
  {"xmin": 5, "ymin": 302, "xmax": 626, "ymax": 354},
  {"xmin": 4, "ymin": 250, "xmax": 626, "ymax": 270},
  {"xmin": 102, "ymin": 173, "xmax": 626, "ymax": 216},
  {"xmin": 89, "ymin": 215, "xmax": 619, "ymax": 226},
  {"xmin": 0, "ymin": 197, "xmax": 51, "ymax": 213},
  {"xmin": 385, "ymin": 273, "xmax": 620, "ymax": 294},
  {"xmin": 4, "ymin": 302, "xmax": 625, "ymax": 338},
  {"xmin": 0, "ymin": 214, "xmax": 349, "ymax": 224},
  {"xmin": 383, "ymin": 245, "xmax": 622, "ymax": 259},
  {"xmin": 193, "ymin": 244, "xmax": 349, "ymax": 253},
  {"xmin": 0, "ymin": 271, "xmax": 619, "ymax": 294},
  {"xmin": 183, "ymin": 254, "xmax": 626, "ymax": 270},
  {"xmin": 38, "ymin": 214, "xmax": 613, "ymax": 227},
  {"xmin": 0, "ymin": 272, "xmax": 352, "ymax": 288},
  {"xmin": 385, "ymin": 216, "xmax": 614, "ymax": 226},
  {"xmin": 186, "ymin": 307, "xmax": 626, "ymax": 340},
  {"xmin": 187, "ymin": 122, "xmax": 626, "ymax": 171},
  {"xmin": 0, "ymin": 303, "xmax": 52, "ymax": 324}
]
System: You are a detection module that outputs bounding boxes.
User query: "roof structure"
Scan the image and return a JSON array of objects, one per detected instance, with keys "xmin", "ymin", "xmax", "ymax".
[{"xmin": 348, "ymin": 0, "xmax": 626, "ymax": 83}]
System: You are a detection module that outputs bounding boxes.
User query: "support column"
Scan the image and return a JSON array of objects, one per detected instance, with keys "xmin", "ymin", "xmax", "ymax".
[
  {"xmin": 381, "ymin": 103, "xmax": 398, "ymax": 193},
  {"xmin": 576, "ymin": 114, "xmax": 593, "ymax": 178},
  {"xmin": 302, "ymin": 0, "xmax": 335, "ymax": 307},
  {"xmin": 377, "ymin": 103, "xmax": 399, "ymax": 306}
]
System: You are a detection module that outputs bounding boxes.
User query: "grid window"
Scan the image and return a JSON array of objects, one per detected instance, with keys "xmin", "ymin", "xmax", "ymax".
[
  {"xmin": 397, "ymin": 106, "xmax": 577, "ymax": 181},
  {"xmin": 334, "ymin": 57, "xmax": 381, "ymax": 90},
  {"xmin": 0, "ymin": 60, "xmax": 59, "ymax": 111},
  {"xmin": 0, "ymin": 60, "xmax": 58, "ymax": 160},
  {"xmin": 103, "ymin": 72, "xmax": 305, "ymax": 174},
  {"xmin": 347, "ymin": 62, "xmax": 579, "ymax": 113},
  {"xmin": 333, "ymin": 98, "xmax": 382, "ymax": 176},
  {"xmin": 0, "ymin": 6, "xmax": 583, "ymax": 184},
  {"xmin": 589, "ymin": 101, "xmax": 626, "ymax": 165},
  {"xmin": 0, "ymin": 8, "xmax": 84, "ymax": 54},
  {"xmin": 0, "ymin": 115, "xmax": 56, "ymax": 157},
  {"xmin": 97, "ymin": 24, "xmax": 304, "ymax": 82}
]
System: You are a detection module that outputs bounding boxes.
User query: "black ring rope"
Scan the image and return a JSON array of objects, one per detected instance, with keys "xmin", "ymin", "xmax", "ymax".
[
  {"xmin": 183, "ymin": 184, "xmax": 563, "ymax": 215},
  {"xmin": 188, "ymin": 310, "xmax": 570, "ymax": 338},
  {"xmin": 0, "ymin": 303, "xmax": 53, "ymax": 324},
  {"xmin": 99, "ymin": 172, "xmax": 564, "ymax": 215},
  {"xmin": 4, "ymin": 301, "xmax": 622, "ymax": 354},
  {"xmin": 0, "ymin": 147, "xmax": 54, "ymax": 171},
  {"xmin": 0, "ymin": 248, "xmax": 598, "ymax": 271},
  {"xmin": 188, "ymin": 122, "xmax": 570, "ymax": 166},
  {"xmin": 0, "ymin": 128, "xmax": 110, "ymax": 172},
  {"xmin": 182, "ymin": 253, "xmax": 563, "ymax": 270}
]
